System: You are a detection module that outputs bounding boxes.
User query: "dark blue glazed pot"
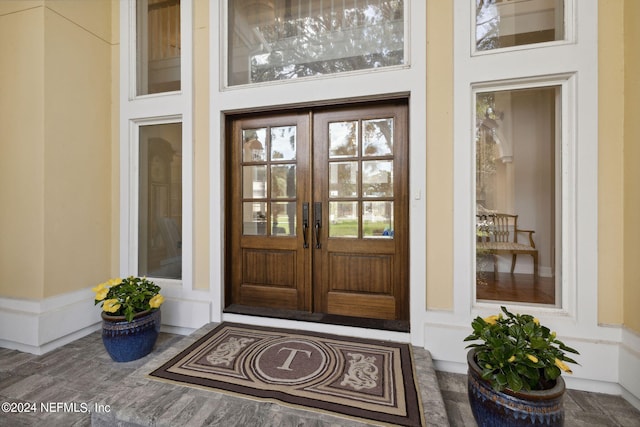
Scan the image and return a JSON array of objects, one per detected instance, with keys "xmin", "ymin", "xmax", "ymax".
[
  {"xmin": 467, "ymin": 349, "xmax": 565, "ymax": 427},
  {"xmin": 101, "ymin": 309, "xmax": 161, "ymax": 362}
]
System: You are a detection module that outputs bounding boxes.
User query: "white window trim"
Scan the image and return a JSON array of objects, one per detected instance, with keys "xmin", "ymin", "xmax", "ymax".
[
  {"xmin": 210, "ymin": 0, "xmax": 427, "ymax": 344},
  {"xmin": 450, "ymin": 0, "xmax": 599, "ymax": 335},
  {"xmin": 470, "ymin": 0, "xmax": 576, "ymax": 57},
  {"xmin": 469, "ymin": 75, "xmax": 577, "ymax": 316},
  {"xmin": 120, "ymin": 0, "xmax": 194, "ymax": 292}
]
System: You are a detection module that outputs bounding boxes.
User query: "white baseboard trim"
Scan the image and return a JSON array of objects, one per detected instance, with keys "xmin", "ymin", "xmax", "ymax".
[
  {"xmin": 619, "ymin": 327, "xmax": 640, "ymax": 410},
  {"xmin": 424, "ymin": 320, "xmax": 640, "ymax": 407},
  {"xmin": 0, "ymin": 288, "xmax": 102, "ymax": 355},
  {"xmin": 0, "ymin": 286, "xmax": 213, "ymax": 355}
]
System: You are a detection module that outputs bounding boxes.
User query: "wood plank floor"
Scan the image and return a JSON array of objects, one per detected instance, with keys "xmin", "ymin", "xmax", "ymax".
[{"xmin": 477, "ymin": 272, "xmax": 555, "ymax": 305}]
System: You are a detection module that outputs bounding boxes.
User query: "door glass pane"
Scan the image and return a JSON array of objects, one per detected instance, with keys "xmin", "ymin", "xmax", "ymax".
[
  {"xmin": 476, "ymin": 0, "xmax": 565, "ymax": 52},
  {"xmin": 271, "ymin": 126, "xmax": 296, "ymax": 160},
  {"xmin": 364, "ymin": 201, "xmax": 393, "ymax": 238},
  {"xmin": 228, "ymin": 0, "xmax": 405, "ymax": 86},
  {"xmin": 475, "ymin": 86, "xmax": 560, "ymax": 306},
  {"xmin": 363, "ymin": 118, "xmax": 393, "ymax": 156},
  {"xmin": 271, "ymin": 165, "xmax": 296, "ymax": 198},
  {"xmin": 329, "ymin": 162, "xmax": 358, "ymax": 198},
  {"xmin": 272, "ymin": 202, "xmax": 296, "ymax": 236},
  {"xmin": 243, "ymin": 201, "xmax": 267, "ymax": 235},
  {"xmin": 329, "ymin": 121, "xmax": 358, "ymax": 158},
  {"xmin": 243, "ymin": 128, "xmax": 267, "ymax": 161},
  {"xmin": 138, "ymin": 122, "xmax": 182, "ymax": 279},
  {"xmin": 243, "ymin": 165, "xmax": 267, "ymax": 198},
  {"xmin": 329, "ymin": 201, "xmax": 358, "ymax": 238},
  {"xmin": 363, "ymin": 160, "xmax": 393, "ymax": 197},
  {"xmin": 136, "ymin": 0, "xmax": 181, "ymax": 95}
]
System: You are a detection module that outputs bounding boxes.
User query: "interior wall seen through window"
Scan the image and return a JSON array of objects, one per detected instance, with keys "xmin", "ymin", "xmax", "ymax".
[
  {"xmin": 475, "ymin": 0, "xmax": 565, "ymax": 52},
  {"xmin": 136, "ymin": 0, "xmax": 181, "ymax": 95},
  {"xmin": 138, "ymin": 123, "xmax": 183, "ymax": 280},
  {"xmin": 475, "ymin": 86, "xmax": 560, "ymax": 307}
]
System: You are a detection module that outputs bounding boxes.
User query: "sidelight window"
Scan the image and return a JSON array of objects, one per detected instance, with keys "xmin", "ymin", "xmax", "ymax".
[
  {"xmin": 474, "ymin": 86, "xmax": 561, "ymax": 306},
  {"xmin": 138, "ymin": 122, "xmax": 183, "ymax": 279}
]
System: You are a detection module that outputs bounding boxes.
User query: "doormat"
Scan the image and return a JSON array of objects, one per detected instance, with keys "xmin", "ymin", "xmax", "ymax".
[{"xmin": 149, "ymin": 322, "xmax": 425, "ymax": 426}]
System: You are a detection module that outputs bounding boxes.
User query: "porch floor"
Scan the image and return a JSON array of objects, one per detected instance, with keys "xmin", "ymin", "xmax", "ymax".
[{"xmin": 0, "ymin": 325, "xmax": 638, "ymax": 426}]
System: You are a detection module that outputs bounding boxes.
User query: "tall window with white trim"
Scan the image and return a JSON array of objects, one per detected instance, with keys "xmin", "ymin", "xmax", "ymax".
[
  {"xmin": 121, "ymin": 0, "xmax": 192, "ymax": 285},
  {"xmin": 475, "ymin": 85, "xmax": 561, "ymax": 306},
  {"xmin": 138, "ymin": 122, "xmax": 182, "ymax": 279}
]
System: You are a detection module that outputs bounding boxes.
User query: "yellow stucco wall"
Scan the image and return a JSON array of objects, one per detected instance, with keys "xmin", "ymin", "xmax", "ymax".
[
  {"xmin": 623, "ymin": 0, "xmax": 640, "ymax": 333},
  {"xmin": 0, "ymin": 2, "xmax": 113, "ymax": 299},
  {"xmin": 43, "ymin": 2, "xmax": 112, "ymax": 297},
  {"xmin": 194, "ymin": 0, "xmax": 210, "ymax": 290},
  {"xmin": 0, "ymin": 5, "xmax": 45, "ymax": 299},
  {"xmin": 425, "ymin": 0, "xmax": 454, "ymax": 310},
  {"xmin": 598, "ymin": 0, "xmax": 625, "ymax": 325}
]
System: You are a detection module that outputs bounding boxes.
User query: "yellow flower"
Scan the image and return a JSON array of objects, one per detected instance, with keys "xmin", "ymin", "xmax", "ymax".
[
  {"xmin": 95, "ymin": 288, "xmax": 109, "ymax": 301},
  {"xmin": 102, "ymin": 299, "xmax": 121, "ymax": 313},
  {"xmin": 484, "ymin": 314, "xmax": 500, "ymax": 325},
  {"xmin": 555, "ymin": 358, "xmax": 573, "ymax": 373},
  {"xmin": 533, "ymin": 317, "xmax": 540, "ymax": 325},
  {"xmin": 149, "ymin": 294, "xmax": 164, "ymax": 309},
  {"xmin": 507, "ymin": 355, "xmax": 516, "ymax": 363},
  {"xmin": 91, "ymin": 282, "xmax": 108, "ymax": 293},
  {"xmin": 107, "ymin": 277, "xmax": 122, "ymax": 286},
  {"xmin": 550, "ymin": 331, "xmax": 556, "ymax": 339},
  {"xmin": 526, "ymin": 354, "xmax": 539, "ymax": 363}
]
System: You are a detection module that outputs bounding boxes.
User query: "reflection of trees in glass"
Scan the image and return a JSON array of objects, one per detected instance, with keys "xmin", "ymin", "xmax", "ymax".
[
  {"xmin": 476, "ymin": 93, "xmax": 499, "ymax": 208},
  {"xmin": 250, "ymin": 1, "xmax": 404, "ymax": 82},
  {"xmin": 331, "ymin": 163, "xmax": 357, "ymax": 197},
  {"xmin": 270, "ymin": 126, "xmax": 296, "ymax": 160},
  {"xmin": 476, "ymin": 0, "xmax": 500, "ymax": 51},
  {"xmin": 330, "ymin": 122, "xmax": 358, "ymax": 157},
  {"xmin": 364, "ymin": 119, "xmax": 393, "ymax": 155},
  {"xmin": 363, "ymin": 161, "xmax": 393, "ymax": 197}
]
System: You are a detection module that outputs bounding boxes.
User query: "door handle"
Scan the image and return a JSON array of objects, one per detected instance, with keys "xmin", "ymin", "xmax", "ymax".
[
  {"xmin": 314, "ymin": 202, "xmax": 322, "ymax": 249},
  {"xmin": 302, "ymin": 202, "xmax": 309, "ymax": 248}
]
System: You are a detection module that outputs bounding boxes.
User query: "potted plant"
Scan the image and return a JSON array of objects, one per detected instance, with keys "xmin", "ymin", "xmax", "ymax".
[
  {"xmin": 464, "ymin": 306, "xmax": 579, "ymax": 427},
  {"xmin": 93, "ymin": 276, "xmax": 165, "ymax": 362}
]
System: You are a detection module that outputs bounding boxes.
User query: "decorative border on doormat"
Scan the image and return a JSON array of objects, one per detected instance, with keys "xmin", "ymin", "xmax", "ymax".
[{"xmin": 149, "ymin": 322, "xmax": 425, "ymax": 426}]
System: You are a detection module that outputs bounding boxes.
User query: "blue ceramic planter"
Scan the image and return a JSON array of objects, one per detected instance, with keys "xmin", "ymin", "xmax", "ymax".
[
  {"xmin": 101, "ymin": 309, "xmax": 161, "ymax": 362},
  {"xmin": 467, "ymin": 349, "xmax": 565, "ymax": 427}
]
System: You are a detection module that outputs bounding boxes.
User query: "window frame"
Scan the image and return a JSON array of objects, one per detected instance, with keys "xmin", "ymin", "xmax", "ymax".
[
  {"xmin": 453, "ymin": 0, "xmax": 597, "ymax": 325},
  {"xmin": 471, "ymin": 0, "xmax": 576, "ymax": 57},
  {"xmin": 470, "ymin": 76, "xmax": 575, "ymax": 312},
  {"xmin": 120, "ymin": 0, "xmax": 194, "ymax": 291},
  {"xmin": 221, "ymin": 0, "xmax": 412, "ymax": 90}
]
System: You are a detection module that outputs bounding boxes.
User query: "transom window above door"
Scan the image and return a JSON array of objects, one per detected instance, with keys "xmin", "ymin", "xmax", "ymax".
[{"xmin": 227, "ymin": 0, "xmax": 405, "ymax": 86}]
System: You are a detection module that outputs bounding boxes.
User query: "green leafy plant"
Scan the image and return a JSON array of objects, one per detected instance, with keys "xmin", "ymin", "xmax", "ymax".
[
  {"xmin": 93, "ymin": 276, "xmax": 164, "ymax": 322},
  {"xmin": 464, "ymin": 306, "xmax": 579, "ymax": 392}
]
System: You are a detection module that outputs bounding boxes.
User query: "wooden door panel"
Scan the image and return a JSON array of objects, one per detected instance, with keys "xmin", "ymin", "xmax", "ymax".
[
  {"xmin": 227, "ymin": 100, "xmax": 408, "ymax": 323},
  {"xmin": 327, "ymin": 293, "xmax": 396, "ymax": 320},
  {"xmin": 227, "ymin": 112, "xmax": 311, "ymax": 312},
  {"xmin": 313, "ymin": 101, "xmax": 409, "ymax": 321},
  {"xmin": 328, "ymin": 253, "xmax": 393, "ymax": 294},
  {"xmin": 242, "ymin": 249, "xmax": 297, "ymax": 287}
]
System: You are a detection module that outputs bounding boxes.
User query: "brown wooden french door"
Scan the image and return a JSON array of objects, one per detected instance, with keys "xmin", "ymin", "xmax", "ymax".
[{"xmin": 226, "ymin": 100, "xmax": 408, "ymax": 322}]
